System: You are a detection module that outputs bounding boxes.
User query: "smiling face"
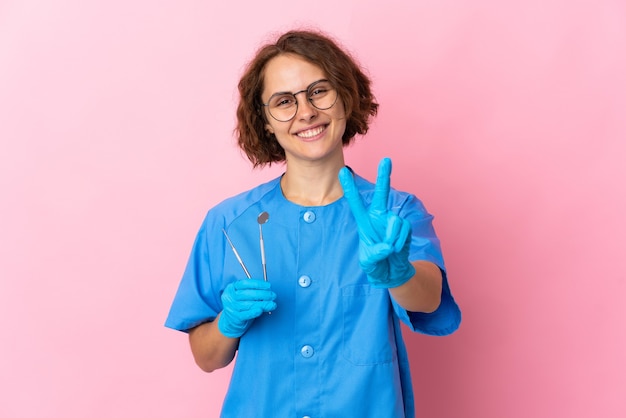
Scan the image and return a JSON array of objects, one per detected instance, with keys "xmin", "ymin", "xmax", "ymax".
[{"xmin": 261, "ymin": 54, "xmax": 347, "ymax": 167}]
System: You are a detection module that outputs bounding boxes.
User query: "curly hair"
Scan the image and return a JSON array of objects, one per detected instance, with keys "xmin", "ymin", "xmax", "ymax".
[{"xmin": 235, "ymin": 30, "xmax": 379, "ymax": 168}]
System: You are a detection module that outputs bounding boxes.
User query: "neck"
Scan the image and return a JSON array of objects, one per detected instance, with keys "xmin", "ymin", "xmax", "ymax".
[{"xmin": 281, "ymin": 154, "xmax": 346, "ymax": 206}]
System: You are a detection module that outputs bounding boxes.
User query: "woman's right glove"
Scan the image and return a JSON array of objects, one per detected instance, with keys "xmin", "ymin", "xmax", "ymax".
[{"xmin": 217, "ymin": 279, "xmax": 277, "ymax": 338}]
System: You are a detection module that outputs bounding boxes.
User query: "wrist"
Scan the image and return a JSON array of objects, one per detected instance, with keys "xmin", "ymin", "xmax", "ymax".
[
  {"xmin": 217, "ymin": 313, "xmax": 247, "ymax": 338},
  {"xmin": 368, "ymin": 259, "xmax": 415, "ymax": 289}
]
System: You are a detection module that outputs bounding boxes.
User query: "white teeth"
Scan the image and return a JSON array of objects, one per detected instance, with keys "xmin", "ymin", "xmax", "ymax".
[{"xmin": 297, "ymin": 126, "xmax": 325, "ymax": 138}]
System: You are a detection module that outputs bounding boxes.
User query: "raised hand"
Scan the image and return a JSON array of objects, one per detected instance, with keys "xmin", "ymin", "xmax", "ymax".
[
  {"xmin": 218, "ymin": 279, "xmax": 277, "ymax": 338},
  {"xmin": 339, "ymin": 158, "xmax": 416, "ymax": 288}
]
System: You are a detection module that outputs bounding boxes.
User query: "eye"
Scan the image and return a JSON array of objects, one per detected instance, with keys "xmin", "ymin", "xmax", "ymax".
[
  {"xmin": 270, "ymin": 95, "xmax": 296, "ymax": 108},
  {"xmin": 309, "ymin": 82, "xmax": 332, "ymax": 98}
]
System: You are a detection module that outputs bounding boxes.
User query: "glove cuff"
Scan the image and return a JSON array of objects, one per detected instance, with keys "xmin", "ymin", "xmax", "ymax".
[
  {"xmin": 217, "ymin": 314, "xmax": 247, "ymax": 339},
  {"xmin": 369, "ymin": 262, "xmax": 416, "ymax": 289}
]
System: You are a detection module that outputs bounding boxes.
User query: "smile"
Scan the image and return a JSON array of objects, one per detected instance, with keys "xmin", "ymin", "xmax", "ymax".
[{"xmin": 296, "ymin": 125, "xmax": 327, "ymax": 139}]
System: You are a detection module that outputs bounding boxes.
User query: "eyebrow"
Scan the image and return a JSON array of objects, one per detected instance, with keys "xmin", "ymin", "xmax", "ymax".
[{"xmin": 267, "ymin": 79, "xmax": 329, "ymax": 97}]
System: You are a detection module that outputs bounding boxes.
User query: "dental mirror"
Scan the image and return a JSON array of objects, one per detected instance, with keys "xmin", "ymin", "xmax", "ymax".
[
  {"xmin": 257, "ymin": 211, "xmax": 269, "ymax": 225},
  {"xmin": 257, "ymin": 212, "xmax": 269, "ymax": 282}
]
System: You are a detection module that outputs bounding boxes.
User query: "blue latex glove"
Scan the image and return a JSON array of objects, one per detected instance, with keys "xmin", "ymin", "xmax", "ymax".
[
  {"xmin": 218, "ymin": 279, "xmax": 277, "ymax": 338},
  {"xmin": 339, "ymin": 157, "xmax": 416, "ymax": 288}
]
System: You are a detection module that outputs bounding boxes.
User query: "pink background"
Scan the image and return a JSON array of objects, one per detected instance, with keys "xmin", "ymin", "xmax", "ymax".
[{"xmin": 1, "ymin": 1, "xmax": 625, "ymax": 417}]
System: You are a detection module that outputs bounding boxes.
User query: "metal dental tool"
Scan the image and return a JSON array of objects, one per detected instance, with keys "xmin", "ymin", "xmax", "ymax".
[
  {"xmin": 257, "ymin": 212, "xmax": 269, "ymax": 282},
  {"xmin": 222, "ymin": 228, "xmax": 251, "ymax": 279}
]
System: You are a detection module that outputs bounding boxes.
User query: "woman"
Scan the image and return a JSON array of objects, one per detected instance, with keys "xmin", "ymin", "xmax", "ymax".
[{"xmin": 165, "ymin": 29, "xmax": 461, "ymax": 418}]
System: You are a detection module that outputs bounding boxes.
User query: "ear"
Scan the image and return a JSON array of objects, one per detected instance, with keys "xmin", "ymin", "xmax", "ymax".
[{"xmin": 265, "ymin": 123, "xmax": 274, "ymax": 135}]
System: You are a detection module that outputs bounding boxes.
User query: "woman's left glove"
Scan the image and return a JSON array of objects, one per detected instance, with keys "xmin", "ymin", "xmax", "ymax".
[
  {"xmin": 218, "ymin": 279, "xmax": 277, "ymax": 338},
  {"xmin": 339, "ymin": 158, "xmax": 416, "ymax": 288}
]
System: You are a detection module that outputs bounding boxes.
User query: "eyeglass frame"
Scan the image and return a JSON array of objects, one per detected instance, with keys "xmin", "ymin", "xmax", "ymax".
[{"xmin": 260, "ymin": 79, "xmax": 338, "ymax": 122}]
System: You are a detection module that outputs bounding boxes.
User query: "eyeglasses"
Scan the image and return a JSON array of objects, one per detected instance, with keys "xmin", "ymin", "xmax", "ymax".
[{"xmin": 261, "ymin": 79, "xmax": 338, "ymax": 122}]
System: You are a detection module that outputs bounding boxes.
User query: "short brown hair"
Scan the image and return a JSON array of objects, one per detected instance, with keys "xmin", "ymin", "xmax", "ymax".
[{"xmin": 235, "ymin": 30, "xmax": 379, "ymax": 167}]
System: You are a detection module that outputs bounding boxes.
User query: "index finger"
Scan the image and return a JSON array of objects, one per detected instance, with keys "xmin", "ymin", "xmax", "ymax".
[
  {"xmin": 370, "ymin": 157, "xmax": 392, "ymax": 213},
  {"xmin": 339, "ymin": 167, "xmax": 368, "ymax": 221}
]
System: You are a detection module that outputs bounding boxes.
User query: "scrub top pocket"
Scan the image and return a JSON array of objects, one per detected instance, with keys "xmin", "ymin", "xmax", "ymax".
[{"xmin": 341, "ymin": 284, "xmax": 397, "ymax": 365}]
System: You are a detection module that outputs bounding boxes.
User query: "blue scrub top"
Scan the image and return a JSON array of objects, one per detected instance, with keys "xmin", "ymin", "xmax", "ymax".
[{"xmin": 165, "ymin": 173, "xmax": 461, "ymax": 418}]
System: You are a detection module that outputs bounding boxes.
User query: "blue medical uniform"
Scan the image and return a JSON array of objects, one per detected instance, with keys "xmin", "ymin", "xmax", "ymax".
[{"xmin": 165, "ymin": 172, "xmax": 461, "ymax": 418}]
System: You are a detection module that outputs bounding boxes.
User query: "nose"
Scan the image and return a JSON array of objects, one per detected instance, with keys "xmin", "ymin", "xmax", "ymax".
[{"xmin": 294, "ymin": 91, "xmax": 317, "ymax": 121}]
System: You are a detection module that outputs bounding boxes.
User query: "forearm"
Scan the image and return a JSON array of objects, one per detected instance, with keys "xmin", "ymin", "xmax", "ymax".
[
  {"xmin": 188, "ymin": 313, "xmax": 239, "ymax": 372},
  {"xmin": 388, "ymin": 261, "xmax": 442, "ymax": 313}
]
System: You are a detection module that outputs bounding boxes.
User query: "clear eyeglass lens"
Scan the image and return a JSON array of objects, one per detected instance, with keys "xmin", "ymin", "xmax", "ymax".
[{"xmin": 268, "ymin": 81, "xmax": 337, "ymax": 122}]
